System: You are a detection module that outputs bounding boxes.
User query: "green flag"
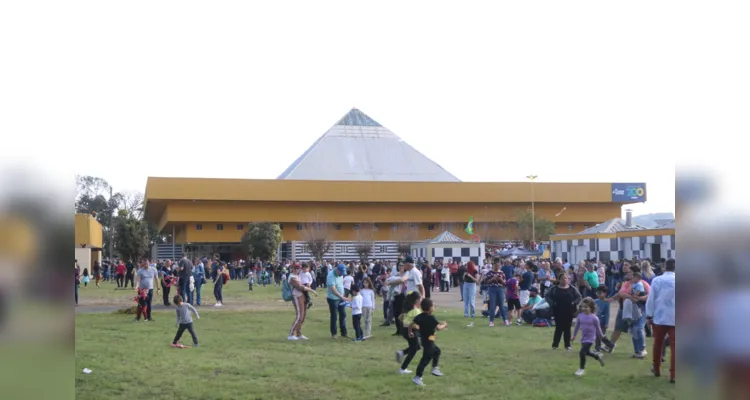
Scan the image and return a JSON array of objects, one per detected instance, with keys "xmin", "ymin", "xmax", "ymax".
[{"xmin": 465, "ymin": 216, "xmax": 474, "ymax": 235}]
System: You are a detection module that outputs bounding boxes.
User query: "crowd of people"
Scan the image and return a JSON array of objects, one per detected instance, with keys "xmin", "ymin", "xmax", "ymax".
[{"xmin": 75, "ymin": 252, "xmax": 675, "ymax": 386}]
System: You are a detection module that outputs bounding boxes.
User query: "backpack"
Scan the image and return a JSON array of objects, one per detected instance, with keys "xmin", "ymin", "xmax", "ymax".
[
  {"xmin": 282, "ymin": 277, "xmax": 294, "ymax": 302},
  {"xmin": 222, "ymin": 272, "xmax": 229, "ymax": 285}
]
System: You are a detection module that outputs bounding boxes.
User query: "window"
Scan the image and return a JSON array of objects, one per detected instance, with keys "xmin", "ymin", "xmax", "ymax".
[
  {"xmin": 236, "ymin": 224, "xmax": 244, "ymax": 231},
  {"xmin": 391, "ymin": 224, "xmax": 398, "ymax": 232},
  {"xmin": 568, "ymin": 224, "xmax": 574, "ymax": 231},
  {"xmin": 410, "ymin": 223, "xmax": 418, "ymax": 230},
  {"xmin": 216, "ymin": 224, "xmax": 224, "ymax": 231},
  {"xmin": 353, "ymin": 224, "xmax": 360, "ymax": 231},
  {"xmin": 373, "ymin": 223, "xmax": 379, "ymax": 231},
  {"xmin": 279, "ymin": 223, "xmax": 284, "ymax": 230},
  {"xmin": 296, "ymin": 223, "xmax": 303, "ymax": 230},
  {"xmin": 428, "ymin": 223, "xmax": 435, "ymax": 231},
  {"xmin": 583, "ymin": 224, "xmax": 590, "ymax": 230},
  {"xmin": 313, "ymin": 222, "xmax": 321, "ymax": 230},
  {"xmin": 196, "ymin": 224, "xmax": 203, "ymax": 231},
  {"xmin": 334, "ymin": 224, "xmax": 341, "ymax": 230}
]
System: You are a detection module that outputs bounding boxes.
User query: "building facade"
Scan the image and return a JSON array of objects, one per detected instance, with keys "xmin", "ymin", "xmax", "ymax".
[
  {"xmin": 74, "ymin": 213, "xmax": 103, "ymax": 271},
  {"xmin": 550, "ymin": 215, "xmax": 675, "ymax": 264},
  {"xmin": 144, "ymin": 109, "xmax": 647, "ymax": 261}
]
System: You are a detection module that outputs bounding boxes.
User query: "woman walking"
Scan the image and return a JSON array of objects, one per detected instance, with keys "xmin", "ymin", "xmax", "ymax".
[
  {"xmin": 213, "ymin": 262, "xmax": 226, "ymax": 307},
  {"xmin": 545, "ymin": 273, "xmax": 582, "ymax": 350},
  {"xmin": 93, "ymin": 261, "xmax": 102, "ymax": 288},
  {"xmin": 462, "ymin": 261, "xmax": 478, "ymax": 318},
  {"xmin": 288, "ymin": 263, "xmax": 316, "ymax": 340}
]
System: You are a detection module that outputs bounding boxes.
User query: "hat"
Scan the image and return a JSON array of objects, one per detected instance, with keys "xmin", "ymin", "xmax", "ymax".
[
  {"xmin": 336, "ymin": 264, "xmax": 347, "ymax": 274},
  {"xmin": 403, "ymin": 255, "xmax": 415, "ymax": 264}
]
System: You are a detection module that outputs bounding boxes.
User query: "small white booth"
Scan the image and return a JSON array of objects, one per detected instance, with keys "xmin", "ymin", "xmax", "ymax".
[{"xmin": 410, "ymin": 231, "xmax": 485, "ymax": 267}]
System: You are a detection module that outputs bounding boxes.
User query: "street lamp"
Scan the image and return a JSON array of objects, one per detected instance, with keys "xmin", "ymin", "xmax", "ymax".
[{"xmin": 526, "ymin": 175, "xmax": 538, "ymax": 246}]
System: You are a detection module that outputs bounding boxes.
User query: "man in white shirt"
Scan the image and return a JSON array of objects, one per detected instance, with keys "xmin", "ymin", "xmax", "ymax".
[
  {"xmin": 390, "ymin": 256, "xmax": 424, "ymax": 299},
  {"xmin": 646, "ymin": 258, "xmax": 676, "ymax": 383}
]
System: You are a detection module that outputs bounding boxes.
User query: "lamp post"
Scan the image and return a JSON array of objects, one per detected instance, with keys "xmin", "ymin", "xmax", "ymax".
[
  {"xmin": 526, "ymin": 175, "xmax": 538, "ymax": 246},
  {"xmin": 108, "ymin": 186, "xmax": 114, "ymax": 260}
]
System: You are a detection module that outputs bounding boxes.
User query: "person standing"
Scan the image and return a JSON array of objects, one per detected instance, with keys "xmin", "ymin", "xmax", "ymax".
[
  {"xmin": 326, "ymin": 264, "xmax": 349, "ymax": 339},
  {"xmin": 115, "ymin": 260, "xmax": 126, "ymax": 288},
  {"xmin": 482, "ymin": 257, "xmax": 509, "ymax": 327},
  {"xmin": 124, "ymin": 260, "xmax": 136, "ymax": 289},
  {"xmin": 193, "ymin": 258, "xmax": 205, "ymax": 306},
  {"xmin": 646, "ymin": 259, "xmax": 676, "ymax": 383},
  {"xmin": 288, "ymin": 263, "xmax": 315, "ymax": 341},
  {"xmin": 519, "ymin": 261, "xmax": 535, "ymax": 311},
  {"xmin": 421, "ymin": 262, "xmax": 432, "ymax": 299},
  {"xmin": 134, "ymin": 257, "xmax": 160, "ymax": 322},
  {"xmin": 545, "ymin": 273, "xmax": 582, "ymax": 350},
  {"xmin": 92, "ymin": 261, "xmax": 102, "ymax": 288},
  {"xmin": 457, "ymin": 262, "xmax": 467, "ymax": 301},
  {"xmin": 74, "ymin": 260, "xmax": 81, "ymax": 306},
  {"xmin": 159, "ymin": 261, "xmax": 175, "ymax": 306},
  {"xmin": 462, "ymin": 261, "xmax": 478, "ymax": 318},
  {"xmin": 178, "ymin": 255, "xmax": 194, "ymax": 304},
  {"xmin": 213, "ymin": 262, "xmax": 225, "ymax": 307}
]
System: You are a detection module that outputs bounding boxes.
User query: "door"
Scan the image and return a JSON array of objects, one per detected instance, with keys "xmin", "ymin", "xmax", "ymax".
[{"xmin": 650, "ymin": 244, "xmax": 662, "ymax": 261}]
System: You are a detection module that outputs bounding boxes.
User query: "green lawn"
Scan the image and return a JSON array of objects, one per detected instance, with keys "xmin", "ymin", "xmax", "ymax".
[{"xmin": 75, "ymin": 285, "xmax": 676, "ymax": 400}]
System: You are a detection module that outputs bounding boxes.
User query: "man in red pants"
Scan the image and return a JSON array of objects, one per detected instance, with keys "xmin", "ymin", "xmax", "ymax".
[{"xmin": 645, "ymin": 258, "xmax": 676, "ymax": 383}]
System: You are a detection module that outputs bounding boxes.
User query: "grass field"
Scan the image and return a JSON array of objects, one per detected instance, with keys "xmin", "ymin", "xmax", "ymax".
[{"xmin": 75, "ymin": 283, "xmax": 676, "ymax": 400}]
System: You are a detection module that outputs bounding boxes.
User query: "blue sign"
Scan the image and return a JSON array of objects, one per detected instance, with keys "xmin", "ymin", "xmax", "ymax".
[{"xmin": 611, "ymin": 183, "xmax": 647, "ymax": 202}]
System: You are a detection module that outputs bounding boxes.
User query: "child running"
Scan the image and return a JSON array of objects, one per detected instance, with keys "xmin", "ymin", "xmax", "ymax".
[
  {"xmin": 172, "ymin": 295, "xmax": 200, "ymax": 348},
  {"xmin": 396, "ymin": 291, "xmax": 422, "ymax": 374},
  {"xmin": 350, "ymin": 284, "xmax": 364, "ymax": 341},
  {"xmin": 571, "ymin": 297, "xmax": 605, "ymax": 376},
  {"xmin": 409, "ymin": 298, "xmax": 447, "ymax": 386}
]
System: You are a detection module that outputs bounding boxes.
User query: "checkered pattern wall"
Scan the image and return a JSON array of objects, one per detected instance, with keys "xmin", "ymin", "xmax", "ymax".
[
  {"xmin": 432, "ymin": 246, "xmax": 481, "ymax": 265},
  {"xmin": 552, "ymin": 233, "xmax": 676, "ymax": 263}
]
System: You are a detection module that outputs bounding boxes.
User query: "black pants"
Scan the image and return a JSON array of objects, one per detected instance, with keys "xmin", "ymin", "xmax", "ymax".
[
  {"xmin": 579, "ymin": 342, "xmax": 600, "ymax": 369},
  {"xmin": 214, "ymin": 281, "xmax": 223, "ymax": 302},
  {"xmin": 116, "ymin": 274, "xmax": 124, "ymax": 287},
  {"xmin": 352, "ymin": 314, "xmax": 363, "ymax": 339},
  {"xmin": 162, "ymin": 283, "xmax": 171, "ymax": 306},
  {"xmin": 424, "ymin": 283, "xmax": 431, "ymax": 299},
  {"xmin": 595, "ymin": 327, "xmax": 614, "ymax": 350},
  {"xmin": 552, "ymin": 312, "xmax": 573, "ymax": 349},
  {"xmin": 415, "ymin": 341, "xmax": 441, "ymax": 378},
  {"xmin": 173, "ymin": 322, "xmax": 198, "ymax": 345},
  {"xmin": 124, "ymin": 273, "xmax": 134, "ymax": 288},
  {"xmin": 401, "ymin": 328, "xmax": 421, "ymax": 370},
  {"xmin": 383, "ymin": 299, "xmax": 391, "ymax": 322},
  {"xmin": 393, "ymin": 294, "xmax": 405, "ymax": 334},
  {"xmin": 138, "ymin": 289, "xmax": 154, "ymax": 320}
]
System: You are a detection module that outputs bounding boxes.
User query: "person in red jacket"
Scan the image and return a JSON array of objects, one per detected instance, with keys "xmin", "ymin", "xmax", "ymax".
[{"xmin": 115, "ymin": 261, "xmax": 126, "ymax": 288}]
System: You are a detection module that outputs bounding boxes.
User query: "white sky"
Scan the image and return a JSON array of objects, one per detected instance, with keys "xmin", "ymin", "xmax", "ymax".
[{"xmin": 4, "ymin": 1, "xmax": 750, "ymax": 218}]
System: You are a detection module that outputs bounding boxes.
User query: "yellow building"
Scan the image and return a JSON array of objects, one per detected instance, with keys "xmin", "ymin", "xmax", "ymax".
[
  {"xmin": 75, "ymin": 213, "xmax": 103, "ymax": 271},
  {"xmin": 144, "ymin": 109, "xmax": 647, "ymax": 261}
]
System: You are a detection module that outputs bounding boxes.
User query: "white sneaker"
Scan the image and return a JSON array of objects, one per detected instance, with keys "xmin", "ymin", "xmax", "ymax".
[
  {"xmin": 214, "ymin": 303, "xmax": 222, "ymax": 307},
  {"xmin": 399, "ymin": 369, "xmax": 412, "ymax": 374},
  {"xmin": 431, "ymin": 367, "xmax": 443, "ymax": 377},
  {"xmin": 412, "ymin": 376, "xmax": 425, "ymax": 386},
  {"xmin": 287, "ymin": 335, "xmax": 298, "ymax": 341},
  {"xmin": 297, "ymin": 335, "xmax": 309, "ymax": 340},
  {"xmin": 575, "ymin": 369, "xmax": 585, "ymax": 376}
]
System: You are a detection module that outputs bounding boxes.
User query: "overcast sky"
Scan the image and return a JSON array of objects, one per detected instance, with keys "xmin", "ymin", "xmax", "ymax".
[{"xmin": 5, "ymin": 2, "xmax": 750, "ymax": 219}]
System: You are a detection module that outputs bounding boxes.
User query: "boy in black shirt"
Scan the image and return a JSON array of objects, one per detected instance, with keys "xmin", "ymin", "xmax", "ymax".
[{"xmin": 409, "ymin": 298, "xmax": 447, "ymax": 387}]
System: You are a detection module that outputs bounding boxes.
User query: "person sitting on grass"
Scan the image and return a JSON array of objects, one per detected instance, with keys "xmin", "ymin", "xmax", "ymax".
[{"xmin": 172, "ymin": 295, "xmax": 199, "ymax": 348}]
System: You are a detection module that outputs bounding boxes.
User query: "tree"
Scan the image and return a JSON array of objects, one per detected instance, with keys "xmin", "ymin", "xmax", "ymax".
[
  {"xmin": 300, "ymin": 217, "xmax": 332, "ymax": 261},
  {"xmin": 114, "ymin": 209, "xmax": 150, "ymax": 262},
  {"xmin": 240, "ymin": 223, "xmax": 283, "ymax": 262},
  {"xmin": 390, "ymin": 222, "xmax": 419, "ymax": 256},
  {"xmin": 515, "ymin": 209, "xmax": 556, "ymax": 246},
  {"xmin": 76, "ymin": 175, "xmax": 123, "ymax": 258},
  {"xmin": 354, "ymin": 223, "xmax": 376, "ymax": 263}
]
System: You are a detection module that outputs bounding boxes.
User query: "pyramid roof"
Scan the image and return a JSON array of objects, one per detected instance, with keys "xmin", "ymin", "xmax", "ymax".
[{"xmin": 277, "ymin": 109, "xmax": 460, "ymax": 182}]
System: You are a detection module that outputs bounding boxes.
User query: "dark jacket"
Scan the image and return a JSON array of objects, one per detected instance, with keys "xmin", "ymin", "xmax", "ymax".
[{"xmin": 544, "ymin": 284, "xmax": 582, "ymax": 312}]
